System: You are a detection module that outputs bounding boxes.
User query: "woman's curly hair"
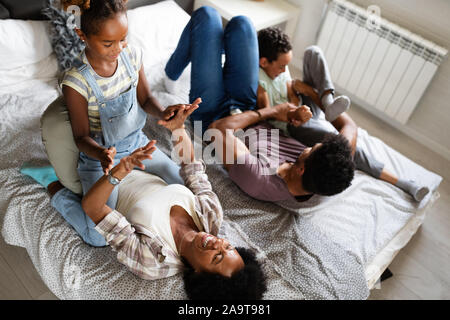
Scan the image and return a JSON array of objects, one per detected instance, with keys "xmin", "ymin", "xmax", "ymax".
[
  {"xmin": 183, "ymin": 247, "xmax": 267, "ymax": 300},
  {"xmin": 302, "ymin": 134, "xmax": 355, "ymax": 196},
  {"xmin": 62, "ymin": 0, "xmax": 128, "ymax": 35},
  {"xmin": 257, "ymin": 27, "xmax": 292, "ymax": 62}
]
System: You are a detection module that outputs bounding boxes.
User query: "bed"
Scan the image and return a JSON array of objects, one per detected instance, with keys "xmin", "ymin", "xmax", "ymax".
[{"xmin": 0, "ymin": 0, "xmax": 443, "ymax": 300}]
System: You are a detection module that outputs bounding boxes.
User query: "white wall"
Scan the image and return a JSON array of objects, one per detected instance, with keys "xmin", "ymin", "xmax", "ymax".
[
  {"xmin": 286, "ymin": 0, "xmax": 327, "ymax": 70},
  {"xmin": 286, "ymin": 0, "xmax": 450, "ymax": 161}
]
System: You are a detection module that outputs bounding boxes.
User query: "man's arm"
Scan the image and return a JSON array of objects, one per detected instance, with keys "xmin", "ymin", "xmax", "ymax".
[
  {"xmin": 331, "ymin": 112, "xmax": 358, "ymax": 156},
  {"xmin": 209, "ymin": 103, "xmax": 292, "ymax": 133},
  {"xmin": 208, "ymin": 103, "xmax": 304, "ymax": 169}
]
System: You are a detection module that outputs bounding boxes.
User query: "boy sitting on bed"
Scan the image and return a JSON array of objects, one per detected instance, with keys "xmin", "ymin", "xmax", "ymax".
[{"xmin": 206, "ymin": 26, "xmax": 429, "ymax": 207}]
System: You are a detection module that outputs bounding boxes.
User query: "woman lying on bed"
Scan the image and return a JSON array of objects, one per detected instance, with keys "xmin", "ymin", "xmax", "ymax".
[{"xmin": 21, "ymin": 100, "xmax": 267, "ymax": 300}]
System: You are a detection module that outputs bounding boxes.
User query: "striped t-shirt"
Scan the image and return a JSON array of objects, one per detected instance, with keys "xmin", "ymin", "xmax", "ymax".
[{"xmin": 60, "ymin": 45, "xmax": 143, "ymax": 132}]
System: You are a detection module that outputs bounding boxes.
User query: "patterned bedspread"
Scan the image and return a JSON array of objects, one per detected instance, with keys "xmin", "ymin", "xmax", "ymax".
[{"xmin": 0, "ymin": 60, "xmax": 442, "ymax": 300}]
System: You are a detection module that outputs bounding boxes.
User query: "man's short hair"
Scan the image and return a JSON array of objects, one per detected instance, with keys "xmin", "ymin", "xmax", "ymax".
[
  {"xmin": 257, "ymin": 27, "xmax": 292, "ymax": 62},
  {"xmin": 302, "ymin": 134, "xmax": 355, "ymax": 196},
  {"xmin": 183, "ymin": 247, "xmax": 267, "ymax": 300}
]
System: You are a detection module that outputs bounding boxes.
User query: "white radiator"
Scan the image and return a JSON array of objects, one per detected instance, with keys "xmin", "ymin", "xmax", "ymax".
[{"xmin": 316, "ymin": 0, "xmax": 447, "ymax": 124}]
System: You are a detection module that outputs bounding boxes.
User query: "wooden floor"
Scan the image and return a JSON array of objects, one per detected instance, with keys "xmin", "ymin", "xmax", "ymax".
[
  {"xmin": 349, "ymin": 106, "xmax": 450, "ymax": 300},
  {"xmin": 0, "ymin": 101, "xmax": 449, "ymax": 300}
]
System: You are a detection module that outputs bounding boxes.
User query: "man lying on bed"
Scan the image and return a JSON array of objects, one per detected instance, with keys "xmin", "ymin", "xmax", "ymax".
[
  {"xmin": 21, "ymin": 100, "xmax": 267, "ymax": 300},
  {"xmin": 164, "ymin": 7, "xmax": 430, "ymax": 209}
]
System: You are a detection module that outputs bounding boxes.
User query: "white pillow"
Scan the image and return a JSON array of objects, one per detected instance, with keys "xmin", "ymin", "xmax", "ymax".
[
  {"xmin": 0, "ymin": 54, "xmax": 59, "ymax": 92},
  {"xmin": 0, "ymin": 19, "xmax": 53, "ymax": 70},
  {"xmin": 127, "ymin": 0, "xmax": 190, "ymax": 70},
  {"xmin": 0, "ymin": 0, "xmax": 190, "ymax": 89}
]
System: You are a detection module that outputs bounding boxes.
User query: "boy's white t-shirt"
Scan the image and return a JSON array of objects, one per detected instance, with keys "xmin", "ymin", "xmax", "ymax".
[
  {"xmin": 258, "ymin": 66, "xmax": 292, "ymax": 136},
  {"xmin": 258, "ymin": 65, "xmax": 292, "ymax": 107}
]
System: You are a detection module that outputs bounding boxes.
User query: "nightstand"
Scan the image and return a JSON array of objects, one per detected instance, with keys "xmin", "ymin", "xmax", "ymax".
[{"xmin": 193, "ymin": 0, "xmax": 300, "ymax": 39}]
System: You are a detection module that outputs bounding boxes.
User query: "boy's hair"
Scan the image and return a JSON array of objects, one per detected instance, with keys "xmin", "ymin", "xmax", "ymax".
[
  {"xmin": 62, "ymin": 0, "xmax": 128, "ymax": 35},
  {"xmin": 302, "ymin": 134, "xmax": 355, "ymax": 196},
  {"xmin": 257, "ymin": 27, "xmax": 292, "ymax": 62},
  {"xmin": 183, "ymin": 247, "xmax": 267, "ymax": 300}
]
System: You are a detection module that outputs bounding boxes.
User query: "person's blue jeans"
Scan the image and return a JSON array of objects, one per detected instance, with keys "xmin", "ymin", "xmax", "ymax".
[
  {"xmin": 51, "ymin": 188, "xmax": 107, "ymax": 247},
  {"xmin": 165, "ymin": 6, "xmax": 259, "ymax": 131},
  {"xmin": 52, "ymin": 130, "xmax": 183, "ymax": 247},
  {"xmin": 78, "ymin": 130, "xmax": 183, "ymax": 209}
]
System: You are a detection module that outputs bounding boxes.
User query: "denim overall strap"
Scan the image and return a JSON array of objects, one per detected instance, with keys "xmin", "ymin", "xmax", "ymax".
[
  {"xmin": 73, "ymin": 55, "xmax": 106, "ymax": 103},
  {"xmin": 119, "ymin": 49, "xmax": 138, "ymax": 85},
  {"xmin": 93, "ymin": 49, "xmax": 145, "ymax": 147},
  {"xmin": 72, "ymin": 50, "xmax": 136, "ymax": 106}
]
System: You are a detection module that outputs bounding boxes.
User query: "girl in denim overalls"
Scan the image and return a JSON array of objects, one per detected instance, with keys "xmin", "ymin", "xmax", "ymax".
[{"xmin": 50, "ymin": 0, "xmax": 185, "ymax": 246}]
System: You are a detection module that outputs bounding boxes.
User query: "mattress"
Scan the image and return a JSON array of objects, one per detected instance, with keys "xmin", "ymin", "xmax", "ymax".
[
  {"xmin": 365, "ymin": 190, "xmax": 439, "ymax": 289},
  {"xmin": 0, "ymin": 61, "xmax": 442, "ymax": 299}
]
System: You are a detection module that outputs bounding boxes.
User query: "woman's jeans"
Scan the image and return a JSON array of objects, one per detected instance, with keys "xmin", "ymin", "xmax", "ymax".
[{"xmin": 165, "ymin": 6, "xmax": 259, "ymax": 131}]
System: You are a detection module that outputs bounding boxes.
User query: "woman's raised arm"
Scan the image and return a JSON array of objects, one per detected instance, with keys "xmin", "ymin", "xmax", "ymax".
[{"xmin": 81, "ymin": 141, "xmax": 156, "ymax": 224}]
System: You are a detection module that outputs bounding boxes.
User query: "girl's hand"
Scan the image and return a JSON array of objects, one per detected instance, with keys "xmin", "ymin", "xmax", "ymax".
[
  {"xmin": 162, "ymin": 104, "xmax": 186, "ymax": 121},
  {"xmin": 113, "ymin": 141, "xmax": 157, "ymax": 179},
  {"xmin": 158, "ymin": 98, "xmax": 201, "ymax": 131},
  {"xmin": 100, "ymin": 147, "xmax": 116, "ymax": 175}
]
